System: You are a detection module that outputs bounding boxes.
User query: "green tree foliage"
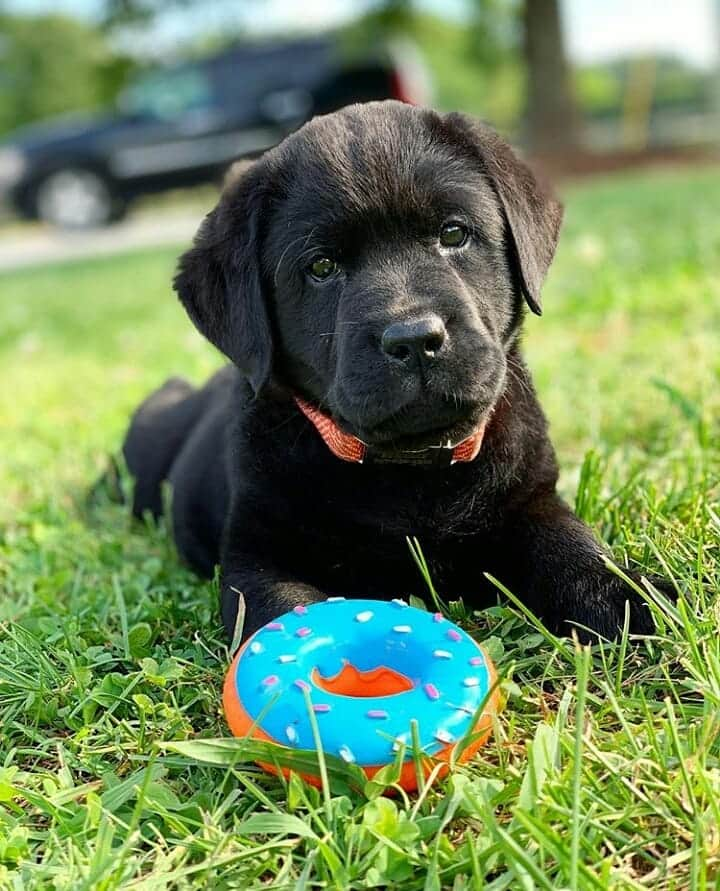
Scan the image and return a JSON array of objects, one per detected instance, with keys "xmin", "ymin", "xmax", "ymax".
[
  {"xmin": 0, "ymin": 14, "xmax": 134, "ymax": 137},
  {"xmin": 98, "ymin": 0, "xmax": 200, "ymax": 31},
  {"xmin": 343, "ymin": 8, "xmax": 524, "ymax": 134}
]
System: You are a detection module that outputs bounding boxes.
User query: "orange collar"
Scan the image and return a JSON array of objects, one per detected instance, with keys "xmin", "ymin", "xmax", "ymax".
[{"xmin": 294, "ymin": 397, "xmax": 486, "ymax": 466}]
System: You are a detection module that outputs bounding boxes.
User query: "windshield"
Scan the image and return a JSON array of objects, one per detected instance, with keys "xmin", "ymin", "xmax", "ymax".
[{"xmin": 118, "ymin": 65, "xmax": 215, "ymax": 119}]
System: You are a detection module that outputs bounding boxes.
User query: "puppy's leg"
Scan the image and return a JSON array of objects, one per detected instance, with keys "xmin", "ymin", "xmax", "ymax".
[
  {"xmin": 123, "ymin": 377, "xmax": 201, "ymax": 520},
  {"xmin": 218, "ymin": 490, "xmax": 333, "ymax": 644},
  {"xmin": 496, "ymin": 495, "xmax": 670, "ymax": 641},
  {"xmin": 221, "ymin": 559, "xmax": 327, "ymax": 645}
]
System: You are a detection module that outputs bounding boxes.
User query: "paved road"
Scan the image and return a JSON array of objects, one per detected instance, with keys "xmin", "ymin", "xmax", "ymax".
[{"xmin": 0, "ymin": 211, "xmax": 203, "ymax": 273}]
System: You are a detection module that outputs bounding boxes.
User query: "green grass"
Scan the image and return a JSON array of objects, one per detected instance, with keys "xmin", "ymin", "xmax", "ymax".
[{"xmin": 1, "ymin": 165, "xmax": 719, "ymax": 889}]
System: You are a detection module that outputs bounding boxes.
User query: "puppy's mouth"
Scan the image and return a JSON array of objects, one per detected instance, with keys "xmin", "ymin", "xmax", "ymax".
[
  {"xmin": 295, "ymin": 393, "xmax": 493, "ymax": 465},
  {"xmin": 340, "ymin": 401, "xmax": 486, "ymax": 452}
]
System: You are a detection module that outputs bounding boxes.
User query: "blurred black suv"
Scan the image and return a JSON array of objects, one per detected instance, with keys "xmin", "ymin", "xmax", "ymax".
[{"xmin": 0, "ymin": 37, "xmax": 429, "ymax": 228}]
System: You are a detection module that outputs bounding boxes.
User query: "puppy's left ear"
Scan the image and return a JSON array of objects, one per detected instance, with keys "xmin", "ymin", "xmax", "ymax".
[{"xmin": 442, "ymin": 112, "xmax": 563, "ymax": 316}]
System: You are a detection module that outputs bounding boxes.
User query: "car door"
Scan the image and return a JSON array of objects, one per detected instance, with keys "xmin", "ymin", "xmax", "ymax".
[{"xmin": 105, "ymin": 61, "xmax": 279, "ymax": 192}]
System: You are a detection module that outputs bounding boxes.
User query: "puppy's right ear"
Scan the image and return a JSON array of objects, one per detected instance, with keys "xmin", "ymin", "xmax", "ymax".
[
  {"xmin": 174, "ymin": 163, "xmax": 272, "ymax": 394},
  {"xmin": 440, "ymin": 112, "xmax": 563, "ymax": 317}
]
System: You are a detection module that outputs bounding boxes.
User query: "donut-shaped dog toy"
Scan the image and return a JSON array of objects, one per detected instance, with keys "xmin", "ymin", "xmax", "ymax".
[{"xmin": 223, "ymin": 598, "xmax": 498, "ymax": 791}]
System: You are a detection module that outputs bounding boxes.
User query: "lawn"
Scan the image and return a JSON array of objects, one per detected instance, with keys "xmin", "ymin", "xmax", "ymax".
[{"xmin": 1, "ymin": 166, "xmax": 719, "ymax": 889}]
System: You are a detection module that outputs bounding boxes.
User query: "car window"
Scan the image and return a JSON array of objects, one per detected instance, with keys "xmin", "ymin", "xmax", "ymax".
[
  {"xmin": 119, "ymin": 66, "xmax": 216, "ymax": 119},
  {"xmin": 214, "ymin": 41, "xmax": 334, "ymax": 97}
]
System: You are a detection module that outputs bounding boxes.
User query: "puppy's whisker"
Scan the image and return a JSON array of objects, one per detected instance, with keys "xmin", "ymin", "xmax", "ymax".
[
  {"xmin": 318, "ymin": 320, "xmax": 364, "ymax": 338},
  {"xmin": 505, "ymin": 358, "xmax": 533, "ymax": 399}
]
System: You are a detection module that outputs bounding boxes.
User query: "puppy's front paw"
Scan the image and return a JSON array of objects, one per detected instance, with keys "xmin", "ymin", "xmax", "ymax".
[{"xmin": 550, "ymin": 571, "xmax": 671, "ymax": 642}]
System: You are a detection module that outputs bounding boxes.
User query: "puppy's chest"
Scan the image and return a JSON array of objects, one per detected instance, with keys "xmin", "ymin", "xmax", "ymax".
[
  {"xmin": 280, "ymin": 479, "xmax": 499, "ymax": 596},
  {"xmin": 285, "ymin": 469, "xmax": 500, "ymax": 543}
]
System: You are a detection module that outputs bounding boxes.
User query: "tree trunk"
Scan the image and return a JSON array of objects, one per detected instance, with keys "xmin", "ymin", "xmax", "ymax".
[{"xmin": 523, "ymin": 0, "xmax": 579, "ymax": 153}]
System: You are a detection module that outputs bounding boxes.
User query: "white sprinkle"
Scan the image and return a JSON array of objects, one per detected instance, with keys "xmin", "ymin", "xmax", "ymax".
[
  {"xmin": 355, "ymin": 610, "xmax": 374, "ymax": 623},
  {"xmin": 393, "ymin": 625, "xmax": 412, "ymax": 633},
  {"xmin": 435, "ymin": 728, "xmax": 454, "ymax": 744},
  {"xmin": 277, "ymin": 654, "xmax": 297, "ymax": 664},
  {"xmin": 392, "ymin": 733, "xmax": 409, "ymax": 752},
  {"xmin": 392, "ymin": 598, "xmax": 408, "ymax": 607},
  {"xmin": 285, "ymin": 725, "xmax": 298, "ymax": 743},
  {"xmin": 339, "ymin": 745, "xmax": 355, "ymax": 763},
  {"xmin": 326, "ymin": 596, "xmax": 346, "ymax": 602},
  {"xmin": 433, "ymin": 649, "xmax": 452, "ymax": 659},
  {"xmin": 463, "ymin": 677, "xmax": 480, "ymax": 687},
  {"xmin": 249, "ymin": 641, "xmax": 264, "ymax": 655}
]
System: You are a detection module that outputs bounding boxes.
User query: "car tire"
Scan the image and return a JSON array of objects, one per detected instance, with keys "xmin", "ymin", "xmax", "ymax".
[{"xmin": 34, "ymin": 167, "xmax": 125, "ymax": 229}]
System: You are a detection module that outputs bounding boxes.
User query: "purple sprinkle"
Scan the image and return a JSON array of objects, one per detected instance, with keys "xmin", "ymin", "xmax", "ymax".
[
  {"xmin": 265, "ymin": 622, "xmax": 284, "ymax": 632},
  {"xmin": 446, "ymin": 629, "xmax": 462, "ymax": 642},
  {"xmin": 424, "ymin": 683, "xmax": 440, "ymax": 701},
  {"xmin": 312, "ymin": 704, "xmax": 331, "ymax": 713},
  {"xmin": 261, "ymin": 674, "xmax": 279, "ymax": 687},
  {"xmin": 469, "ymin": 655, "xmax": 484, "ymax": 666},
  {"xmin": 367, "ymin": 710, "xmax": 388, "ymax": 719},
  {"xmin": 296, "ymin": 626, "xmax": 312, "ymax": 638},
  {"xmin": 433, "ymin": 612, "xmax": 444, "ymax": 623},
  {"xmin": 293, "ymin": 604, "xmax": 308, "ymax": 615},
  {"xmin": 294, "ymin": 679, "xmax": 310, "ymax": 692}
]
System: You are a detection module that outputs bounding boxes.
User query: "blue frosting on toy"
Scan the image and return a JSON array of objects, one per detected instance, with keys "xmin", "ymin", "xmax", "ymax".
[{"xmin": 232, "ymin": 598, "xmax": 491, "ymax": 767}]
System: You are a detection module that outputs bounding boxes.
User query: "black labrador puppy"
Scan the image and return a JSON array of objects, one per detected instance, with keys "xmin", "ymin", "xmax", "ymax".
[{"xmin": 122, "ymin": 100, "xmax": 663, "ymax": 644}]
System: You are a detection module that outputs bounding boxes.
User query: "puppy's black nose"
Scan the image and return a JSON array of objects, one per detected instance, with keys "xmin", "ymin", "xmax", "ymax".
[{"xmin": 381, "ymin": 316, "xmax": 447, "ymax": 366}]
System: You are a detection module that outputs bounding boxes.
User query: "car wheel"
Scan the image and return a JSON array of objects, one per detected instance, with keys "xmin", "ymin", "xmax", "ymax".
[{"xmin": 34, "ymin": 168, "xmax": 122, "ymax": 228}]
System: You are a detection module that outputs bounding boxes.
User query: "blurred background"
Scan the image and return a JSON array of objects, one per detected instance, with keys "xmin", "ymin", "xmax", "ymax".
[{"xmin": 0, "ymin": 0, "xmax": 719, "ymax": 267}]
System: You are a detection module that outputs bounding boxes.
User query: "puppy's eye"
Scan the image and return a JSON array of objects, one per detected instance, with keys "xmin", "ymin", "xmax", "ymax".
[
  {"xmin": 307, "ymin": 256, "xmax": 338, "ymax": 281},
  {"xmin": 439, "ymin": 223, "xmax": 469, "ymax": 248}
]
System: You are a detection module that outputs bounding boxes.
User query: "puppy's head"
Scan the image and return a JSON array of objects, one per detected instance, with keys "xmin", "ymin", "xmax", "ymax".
[{"xmin": 175, "ymin": 101, "xmax": 562, "ymax": 451}]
